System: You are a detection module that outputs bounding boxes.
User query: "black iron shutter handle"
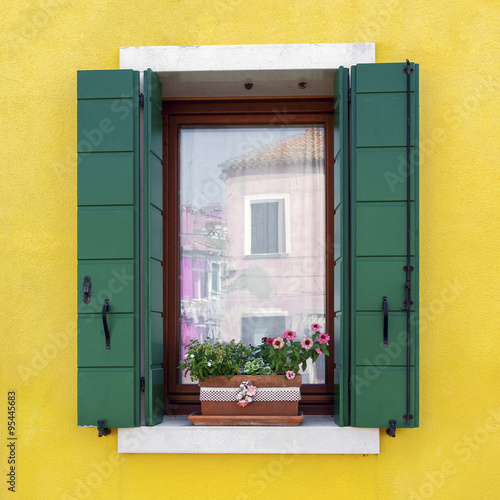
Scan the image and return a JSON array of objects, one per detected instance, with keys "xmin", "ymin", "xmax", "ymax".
[
  {"xmin": 102, "ymin": 299, "xmax": 110, "ymax": 350},
  {"xmin": 382, "ymin": 296, "xmax": 388, "ymax": 347}
]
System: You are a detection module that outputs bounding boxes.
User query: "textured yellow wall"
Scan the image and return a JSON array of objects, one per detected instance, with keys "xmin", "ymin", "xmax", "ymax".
[{"xmin": 1, "ymin": 0, "xmax": 499, "ymax": 499}]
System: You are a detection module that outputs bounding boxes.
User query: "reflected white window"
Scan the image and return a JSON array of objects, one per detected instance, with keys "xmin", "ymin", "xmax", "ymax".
[
  {"xmin": 244, "ymin": 194, "xmax": 290, "ymax": 255},
  {"xmin": 210, "ymin": 262, "xmax": 221, "ymax": 294},
  {"xmin": 241, "ymin": 314, "xmax": 288, "ymax": 345}
]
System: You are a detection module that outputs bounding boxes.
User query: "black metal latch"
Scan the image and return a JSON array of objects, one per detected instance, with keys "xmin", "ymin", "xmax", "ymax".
[
  {"xmin": 83, "ymin": 276, "xmax": 91, "ymax": 304},
  {"xmin": 97, "ymin": 420, "xmax": 111, "ymax": 438},
  {"xmin": 403, "ymin": 63, "xmax": 414, "ymax": 75}
]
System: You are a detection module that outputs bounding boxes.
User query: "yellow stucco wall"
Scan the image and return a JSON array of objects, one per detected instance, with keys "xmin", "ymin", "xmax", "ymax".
[{"xmin": 1, "ymin": 0, "xmax": 499, "ymax": 498}]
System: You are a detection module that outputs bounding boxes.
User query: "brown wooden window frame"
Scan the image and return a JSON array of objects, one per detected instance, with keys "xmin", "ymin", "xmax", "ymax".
[{"xmin": 163, "ymin": 98, "xmax": 336, "ymax": 415}]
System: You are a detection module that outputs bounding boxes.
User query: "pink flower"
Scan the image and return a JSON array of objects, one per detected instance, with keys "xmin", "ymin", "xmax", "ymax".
[
  {"xmin": 286, "ymin": 371, "xmax": 296, "ymax": 380},
  {"xmin": 311, "ymin": 323, "xmax": 322, "ymax": 332},
  {"xmin": 318, "ymin": 332, "xmax": 330, "ymax": 344},
  {"xmin": 266, "ymin": 338, "xmax": 274, "ymax": 345},
  {"xmin": 316, "ymin": 347, "xmax": 324, "ymax": 355},
  {"xmin": 237, "ymin": 400, "xmax": 249, "ymax": 407},
  {"xmin": 301, "ymin": 337, "xmax": 313, "ymax": 350},
  {"xmin": 283, "ymin": 330, "xmax": 296, "ymax": 340},
  {"xmin": 246, "ymin": 385, "xmax": 257, "ymax": 397},
  {"xmin": 272, "ymin": 337, "xmax": 285, "ymax": 349},
  {"xmin": 261, "ymin": 337, "xmax": 268, "ymax": 344}
]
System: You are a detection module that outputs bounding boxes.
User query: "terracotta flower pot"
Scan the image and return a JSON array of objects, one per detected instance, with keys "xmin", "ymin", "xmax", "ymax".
[{"xmin": 198, "ymin": 374, "xmax": 302, "ymax": 416}]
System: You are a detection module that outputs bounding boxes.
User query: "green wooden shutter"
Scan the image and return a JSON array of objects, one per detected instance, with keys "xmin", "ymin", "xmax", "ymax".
[
  {"xmin": 78, "ymin": 69, "xmax": 165, "ymax": 429},
  {"xmin": 143, "ymin": 69, "xmax": 164, "ymax": 425},
  {"xmin": 77, "ymin": 70, "xmax": 141, "ymax": 428},
  {"xmin": 350, "ymin": 62, "xmax": 419, "ymax": 428},
  {"xmin": 333, "ymin": 67, "xmax": 350, "ymax": 426}
]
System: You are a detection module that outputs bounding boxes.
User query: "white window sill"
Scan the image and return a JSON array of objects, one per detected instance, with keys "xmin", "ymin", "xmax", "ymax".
[{"xmin": 117, "ymin": 415, "xmax": 379, "ymax": 454}]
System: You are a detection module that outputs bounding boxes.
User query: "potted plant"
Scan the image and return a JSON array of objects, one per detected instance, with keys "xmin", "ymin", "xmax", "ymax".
[{"xmin": 179, "ymin": 324, "xmax": 329, "ymax": 425}]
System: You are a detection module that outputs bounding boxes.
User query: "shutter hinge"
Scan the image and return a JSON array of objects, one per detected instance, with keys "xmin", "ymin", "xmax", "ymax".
[
  {"xmin": 140, "ymin": 377, "xmax": 145, "ymax": 392},
  {"xmin": 139, "ymin": 93, "xmax": 144, "ymax": 108},
  {"xmin": 348, "ymin": 88, "xmax": 352, "ymax": 103},
  {"xmin": 97, "ymin": 420, "xmax": 111, "ymax": 438},
  {"xmin": 386, "ymin": 419, "xmax": 397, "ymax": 438}
]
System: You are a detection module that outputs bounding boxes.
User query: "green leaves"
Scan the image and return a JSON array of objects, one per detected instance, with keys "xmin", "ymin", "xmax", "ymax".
[
  {"xmin": 264, "ymin": 332, "xmax": 329, "ymax": 378},
  {"xmin": 312, "ymin": 350, "xmax": 319, "ymax": 363},
  {"xmin": 243, "ymin": 358, "xmax": 272, "ymax": 375},
  {"xmin": 178, "ymin": 339, "xmax": 254, "ymax": 382},
  {"xmin": 178, "ymin": 325, "xmax": 330, "ymax": 382}
]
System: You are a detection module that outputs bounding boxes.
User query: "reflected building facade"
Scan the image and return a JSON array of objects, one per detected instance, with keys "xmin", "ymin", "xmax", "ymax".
[{"xmin": 179, "ymin": 127, "xmax": 326, "ymax": 383}]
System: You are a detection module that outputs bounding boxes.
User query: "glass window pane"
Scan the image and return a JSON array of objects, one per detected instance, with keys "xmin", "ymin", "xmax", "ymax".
[
  {"xmin": 179, "ymin": 126, "xmax": 326, "ymax": 384},
  {"xmin": 251, "ymin": 201, "xmax": 280, "ymax": 254}
]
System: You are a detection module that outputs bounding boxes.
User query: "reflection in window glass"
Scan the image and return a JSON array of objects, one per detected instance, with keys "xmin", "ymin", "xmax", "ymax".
[
  {"xmin": 179, "ymin": 126, "xmax": 325, "ymax": 383},
  {"xmin": 241, "ymin": 315, "xmax": 287, "ymax": 346}
]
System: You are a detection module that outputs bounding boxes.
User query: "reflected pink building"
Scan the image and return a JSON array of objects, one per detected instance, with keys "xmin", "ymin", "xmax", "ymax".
[
  {"xmin": 221, "ymin": 128, "xmax": 326, "ymax": 382},
  {"xmin": 180, "ymin": 127, "xmax": 326, "ymax": 382}
]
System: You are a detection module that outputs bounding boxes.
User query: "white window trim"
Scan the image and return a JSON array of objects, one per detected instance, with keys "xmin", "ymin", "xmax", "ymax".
[
  {"xmin": 244, "ymin": 193, "xmax": 291, "ymax": 256},
  {"xmin": 118, "ymin": 43, "xmax": 379, "ymax": 455}
]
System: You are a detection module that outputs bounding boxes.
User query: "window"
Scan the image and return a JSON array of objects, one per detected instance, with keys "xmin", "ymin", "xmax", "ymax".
[
  {"xmin": 241, "ymin": 313, "xmax": 287, "ymax": 345},
  {"xmin": 164, "ymin": 100, "xmax": 335, "ymax": 413},
  {"xmin": 210, "ymin": 262, "xmax": 221, "ymax": 294},
  {"xmin": 78, "ymin": 46, "xmax": 419, "ymax": 445},
  {"xmin": 250, "ymin": 199, "xmax": 282, "ymax": 254},
  {"xmin": 245, "ymin": 195, "xmax": 289, "ymax": 255}
]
